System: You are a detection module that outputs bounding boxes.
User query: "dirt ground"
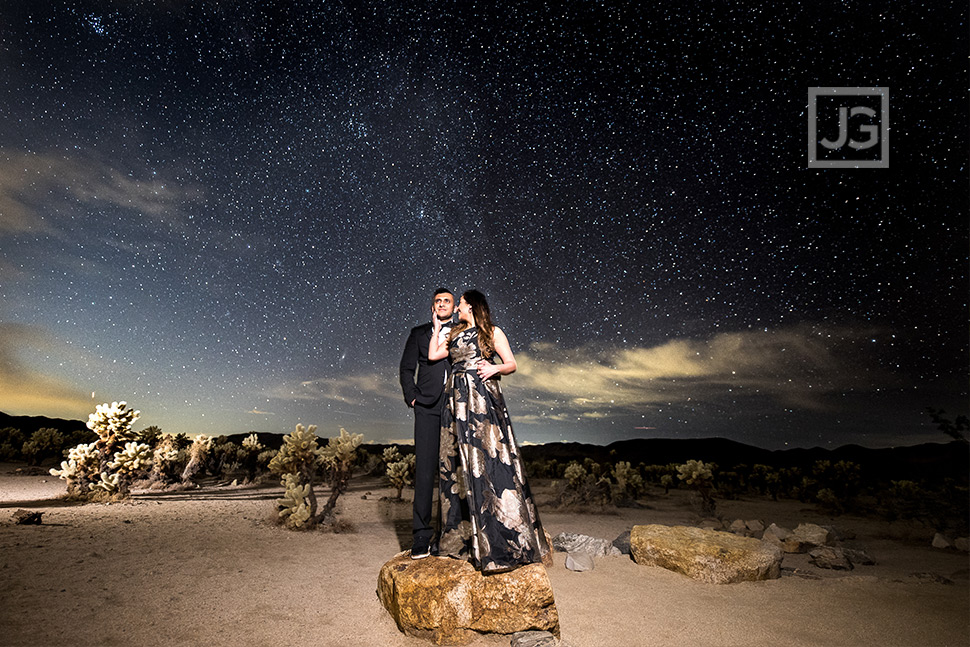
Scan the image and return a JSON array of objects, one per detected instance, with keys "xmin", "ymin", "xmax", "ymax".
[{"xmin": 1, "ymin": 464, "xmax": 967, "ymax": 647}]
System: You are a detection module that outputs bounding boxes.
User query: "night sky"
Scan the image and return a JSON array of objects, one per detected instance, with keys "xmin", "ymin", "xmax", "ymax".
[{"xmin": 1, "ymin": 1, "xmax": 966, "ymax": 449}]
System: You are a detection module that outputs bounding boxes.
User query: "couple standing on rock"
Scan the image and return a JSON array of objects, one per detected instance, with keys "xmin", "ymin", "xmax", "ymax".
[{"xmin": 399, "ymin": 288, "xmax": 550, "ymax": 573}]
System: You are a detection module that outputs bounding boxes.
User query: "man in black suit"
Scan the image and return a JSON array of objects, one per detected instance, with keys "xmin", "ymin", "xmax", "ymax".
[{"xmin": 399, "ymin": 287, "xmax": 455, "ymax": 559}]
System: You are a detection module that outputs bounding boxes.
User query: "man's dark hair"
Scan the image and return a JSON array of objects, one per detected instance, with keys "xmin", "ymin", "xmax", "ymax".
[{"xmin": 433, "ymin": 287, "xmax": 453, "ymax": 298}]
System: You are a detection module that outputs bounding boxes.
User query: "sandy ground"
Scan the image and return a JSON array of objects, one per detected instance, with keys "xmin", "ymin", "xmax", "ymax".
[{"xmin": 1, "ymin": 465, "xmax": 967, "ymax": 647}]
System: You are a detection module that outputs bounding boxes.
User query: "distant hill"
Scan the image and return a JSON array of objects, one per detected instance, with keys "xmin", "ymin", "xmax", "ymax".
[
  {"xmin": 4, "ymin": 411, "xmax": 965, "ymax": 484},
  {"xmin": 0, "ymin": 411, "xmax": 89, "ymax": 437},
  {"xmin": 517, "ymin": 437, "xmax": 969, "ymax": 485}
]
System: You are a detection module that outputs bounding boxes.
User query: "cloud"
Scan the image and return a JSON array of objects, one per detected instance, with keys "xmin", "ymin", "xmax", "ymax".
[
  {"xmin": 0, "ymin": 323, "xmax": 93, "ymax": 419},
  {"xmin": 248, "ymin": 409, "xmax": 275, "ymax": 415},
  {"xmin": 266, "ymin": 372, "xmax": 400, "ymax": 405},
  {"xmin": 512, "ymin": 324, "xmax": 893, "ymax": 419},
  {"xmin": 0, "ymin": 151, "xmax": 201, "ymax": 237}
]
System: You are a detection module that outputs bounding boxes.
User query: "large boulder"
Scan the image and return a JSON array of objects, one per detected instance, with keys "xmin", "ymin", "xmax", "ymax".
[
  {"xmin": 630, "ymin": 524, "xmax": 783, "ymax": 584},
  {"xmin": 377, "ymin": 552, "xmax": 559, "ymax": 645}
]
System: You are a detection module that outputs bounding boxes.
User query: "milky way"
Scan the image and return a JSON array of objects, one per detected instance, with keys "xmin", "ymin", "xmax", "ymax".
[{"xmin": 1, "ymin": 1, "xmax": 966, "ymax": 448}]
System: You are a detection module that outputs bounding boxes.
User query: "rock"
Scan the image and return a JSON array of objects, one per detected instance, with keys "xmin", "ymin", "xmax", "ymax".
[
  {"xmin": 551, "ymin": 532, "xmax": 621, "ymax": 557},
  {"xmin": 746, "ymin": 520, "xmax": 765, "ymax": 533},
  {"xmin": 511, "ymin": 630, "xmax": 558, "ymax": 647},
  {"xmin": 809, "ymin": 546, "xmax": 853, "ymax": 570},
  {"xmin": 842, "ymin": 547, "xmax": 876, "ymax": 566},
  {"xmin": 377, "ymin": 552, "xmax": 559, "ymax": 645},
  {"xmin": 630, "ymin": 524, "xmax": 783, "ymax": 584},
  {"xmin": 611, "ymin": 530, "xmax": 631, "ymax": 555},
  {"xmin": 728, "ymin": 519, "xmax": 748, "ymax": 535},
  {"xmin": 932, "ymin": 533, "xmax": 952, "ymax": 549},
  {"xmin": 783, "ymin": 523, "xmax": 833, "ymax": 553},
  {"xmin": 760, "ymin": 523, "xmax": 791, "ymax": 549},
  {"xmin": 954, "ymin": 537, "xmax": 969, "ymax": 552},
  {"xmin": 12, "ymin": 509, "xmax": 43, "ymax": 525},
  {"xmin": 564, "ymin": 552, "xmax": 594, "ymax": 572}
]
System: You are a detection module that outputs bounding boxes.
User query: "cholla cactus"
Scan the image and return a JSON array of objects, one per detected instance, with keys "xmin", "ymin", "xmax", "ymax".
[
  {"xmin": 382, "ymin": 446, "xmax": 402, "ymax": 465},
  {"xmin": 319, "ymin": 428, "xmax": 363, "ymax": 468},
  {"xmin": 149, "ymin": 435, "xmax": 182, "ymax": 484},
  {"xmin": 269, "ymin": 424, "xmax": 323, "ymax": 477},
  {"xmin": 277, "ymin": 473, "xmax": 312, "ymax": 528},
  {"xmin": 317, "ymin": 428, "xmax": 363, "ymax": 524},
  {"xmin": 91, "ymin": 471, "xmax": 121, "ymax": 493},
  {"xmin": 87, "ymin": 401, "xmax": 140, "ymax": 444},
  {"xmin": 612, "ymin": 461, "xmax": 645, "ymax": 501},
  {"xmin": 52, "ymin": 402, "xmax": 152, "ymax": 498},
  {"xmin": 49, "ymin": 442, "xmax": 99, "ymax": 495},
  {"xmin": 677, "ymin": 459, "xmax": 717, "ymax": 516},
  {"xmin": 109, "ymin": 442, "xmax": 153, "ymax": 473},
  {"xmin": 242, "ymin": 433, "xmax": 263, "ymax": 452},
  {"xmin": 564, "ymin": 461, "xmax": 587, "ymax": 487},
  {"xmin": 181, "ymin": 434, "xmax": 214, "ymax": 483},
  {"xmin": 386, "ymin": 453, "xmax": 416, "ymax": 500}
]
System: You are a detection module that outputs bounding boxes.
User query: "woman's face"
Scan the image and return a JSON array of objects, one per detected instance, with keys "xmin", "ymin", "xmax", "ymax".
[{"xmin": 457, "ymin": 297, "xmax": 473, "ymax": 323}]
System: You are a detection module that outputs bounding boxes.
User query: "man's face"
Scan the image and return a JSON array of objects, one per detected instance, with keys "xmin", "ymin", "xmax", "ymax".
[{"xmin": 433, "ymin": 292, "xmax": 455, "ymax": 320}]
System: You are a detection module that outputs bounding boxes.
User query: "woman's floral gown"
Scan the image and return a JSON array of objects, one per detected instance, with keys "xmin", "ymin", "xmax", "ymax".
[{"xmin": 438, "ymin": 326, "xmax": 549, "ymax": 572}]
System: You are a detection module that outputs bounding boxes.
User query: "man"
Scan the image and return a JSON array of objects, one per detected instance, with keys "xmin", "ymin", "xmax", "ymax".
[{"xmin": 399, "ymin": 287, "xmax": 455, "ymax": 559}]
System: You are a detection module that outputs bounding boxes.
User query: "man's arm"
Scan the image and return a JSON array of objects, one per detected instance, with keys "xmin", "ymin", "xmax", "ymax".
[{"xmin": 399, "ymin": 328, "xmax": 420, "ymax": 407}]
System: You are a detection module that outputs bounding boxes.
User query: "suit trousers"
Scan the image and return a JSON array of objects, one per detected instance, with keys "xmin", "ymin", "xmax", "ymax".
[{"xmin": 412, "ymin": 402, "xmax": 441, "ymax": 543}]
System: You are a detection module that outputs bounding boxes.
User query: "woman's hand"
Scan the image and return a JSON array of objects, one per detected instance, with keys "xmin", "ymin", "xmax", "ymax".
[{"xmin": 476, "ymin": 359, "xmax": 500, "ymax": 380}]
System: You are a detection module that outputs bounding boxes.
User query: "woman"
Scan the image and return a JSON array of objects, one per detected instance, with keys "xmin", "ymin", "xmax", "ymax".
[{"xmin": 428, "ymin": 289, "xmax": 549, "ymax": 572}]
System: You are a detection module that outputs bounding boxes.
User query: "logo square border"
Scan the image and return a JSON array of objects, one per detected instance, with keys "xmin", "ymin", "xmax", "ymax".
[{"xmin": 808, "ymin": 87, "xmax": 889, "ymax": 168}]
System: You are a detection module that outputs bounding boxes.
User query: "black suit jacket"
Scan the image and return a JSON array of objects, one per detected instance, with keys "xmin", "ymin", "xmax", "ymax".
[{"xmin": 400, "ymin": 322, "xmax": 450, "ymax": 408}]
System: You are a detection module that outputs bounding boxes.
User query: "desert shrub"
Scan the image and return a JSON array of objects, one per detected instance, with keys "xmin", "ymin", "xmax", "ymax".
[
  {"xmin": 22, "ymin": 428, "xmax": 66, "ymax": 465},
  {"xmin": 677, "ymin": 459, "xmax": 717, "ymax": 516},
  {"xmin": 0, "ymin": 427, "xmax": 26, "ymax": 461},
  {"xmin": 173, "ymin": 433, "xmax": 192, "ymax": 450}
]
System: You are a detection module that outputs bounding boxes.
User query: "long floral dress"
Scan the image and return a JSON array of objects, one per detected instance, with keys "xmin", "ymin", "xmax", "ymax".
[{"xmin": 438, "ymin": 326, "xmax": 549, "ymax": 572}]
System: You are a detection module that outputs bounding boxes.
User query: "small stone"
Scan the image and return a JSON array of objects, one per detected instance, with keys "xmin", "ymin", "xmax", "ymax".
[
  {"xmin": 12, "ymin": 510, "xmax": 43, "ymax": 525},
  {"xmin": 745, "ymin": 519, "xmax": 765, "ymax": 533},
  {"xmin": 511, "ymin": 630, "xmax": 558, "ymax": 647},
  {"xmin": 611, "ymin": 530, "xmax": 631, "ymax": 555},
  {"xmin": 932, "ymin": 533, "xmax": 952, "ymax": 549},
  {"xmin": 953, "ymin": 537, "xmax": 969, "ymax": 552},
  {"xmin": 564, "ymin": 552, "xmax": 595, "ymax": 572},
  {"xmin": 843, "ymin": 547, "xmax": 876, "ymax": 566},
  {"xmin": 552, "ymin": 532, "xmax": 621, "ymax": 557},
  {"xmin": 729, "ymin": 519, "xmax": 747, "ymax": 535},
  {"xmin": 809, "ymin": 546, "xmax": 853, "ymax": 570},
  {"xmin": 783, "ymin": 523, "xmax": 832, "ymax": 553}
]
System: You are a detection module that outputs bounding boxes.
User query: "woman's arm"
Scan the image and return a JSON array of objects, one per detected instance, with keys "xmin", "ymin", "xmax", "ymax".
[
  {"xmin": 428, "ymin": 318, "xmax": 449, "ymax": 361},
  {"xmin": 477, "ymin": 326, "xmax": 516, "ymax": 380}
]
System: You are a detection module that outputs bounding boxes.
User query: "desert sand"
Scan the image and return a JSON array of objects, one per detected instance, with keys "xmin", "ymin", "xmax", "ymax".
[{"xmin": 1, "ymin": 465, "xmax": 967, "ymax": 647}]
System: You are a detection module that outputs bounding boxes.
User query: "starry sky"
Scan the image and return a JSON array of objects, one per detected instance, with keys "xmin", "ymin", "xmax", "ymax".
[{"xmin": 1, "ymin": 1, "xmax": 966, "ymax": 450}]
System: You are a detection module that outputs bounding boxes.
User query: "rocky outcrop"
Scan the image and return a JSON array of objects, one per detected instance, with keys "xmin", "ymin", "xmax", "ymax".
[
  {"xmin": 377, "ymin": 552, "xmax": 559, "ymax": 645},
  {"xmin": 630, "ymin": 524, "xmax": 783, "ymax": 584}
]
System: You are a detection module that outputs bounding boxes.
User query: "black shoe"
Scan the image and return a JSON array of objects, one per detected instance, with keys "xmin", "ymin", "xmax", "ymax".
[{"xmin": 411, "ymin": 541, "xmax": 431, "ymax": 559}]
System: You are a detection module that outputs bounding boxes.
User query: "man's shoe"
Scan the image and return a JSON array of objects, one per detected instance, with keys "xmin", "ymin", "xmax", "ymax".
[{"xmin": 411, "ymin": 542, "xmax": 431, "ymax": 559}]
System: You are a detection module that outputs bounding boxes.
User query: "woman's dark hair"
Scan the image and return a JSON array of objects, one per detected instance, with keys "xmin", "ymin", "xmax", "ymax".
[{"xmin": 450, "ymin": 289, "xmax": 495, "ymax": 357}]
